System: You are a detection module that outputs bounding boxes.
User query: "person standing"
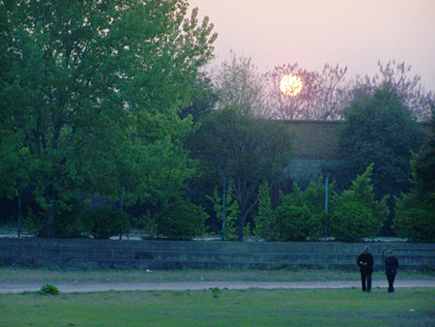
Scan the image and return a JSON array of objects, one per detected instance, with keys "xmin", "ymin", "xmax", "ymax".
[
  {"xmin": 385, "ymin": 249, "xmax": 399, "ymax": 293},
  {"xmin": 357, "ymin": 246, "xmax": 374, "ymax": 292}
]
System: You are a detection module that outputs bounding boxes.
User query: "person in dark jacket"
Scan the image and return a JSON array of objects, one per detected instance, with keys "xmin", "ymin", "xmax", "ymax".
[
  {"xmin": 385, "ymin": 249, "xmax": 399, "ymax": 293},
  {"xmin": 357, "ymin": 246, "xmax": 374, "ymax": 292}
]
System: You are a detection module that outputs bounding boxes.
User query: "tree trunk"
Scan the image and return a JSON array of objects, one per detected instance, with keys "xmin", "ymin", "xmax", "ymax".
[
  {"xmin": 39, "ymin": 185, "xmax": 58, "ymax": 238},
  {"xmin": 39, "ymin": 209, "xmax": 57, "ymax": 238}
]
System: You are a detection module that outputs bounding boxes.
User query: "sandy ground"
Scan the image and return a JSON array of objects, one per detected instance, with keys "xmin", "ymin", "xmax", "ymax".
[{"xmin": 1, "ymin": 279, "xmax": 435, "ymax": 294}]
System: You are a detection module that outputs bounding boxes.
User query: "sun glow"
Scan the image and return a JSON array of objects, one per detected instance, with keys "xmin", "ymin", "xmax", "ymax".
[{"xmin": 280, "ymin": 74, "xmax": 303, "ymax": 96}]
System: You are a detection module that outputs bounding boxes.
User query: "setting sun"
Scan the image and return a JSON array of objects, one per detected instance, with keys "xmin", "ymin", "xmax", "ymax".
[{"xmin": 280, "ymin": 74, "xmax": 303, "ymax": 96}]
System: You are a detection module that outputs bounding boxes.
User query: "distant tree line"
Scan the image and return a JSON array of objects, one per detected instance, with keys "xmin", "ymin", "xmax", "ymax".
[{"xmin": 1, "ymin": 1, "xmax": 434, "ymax": 242}]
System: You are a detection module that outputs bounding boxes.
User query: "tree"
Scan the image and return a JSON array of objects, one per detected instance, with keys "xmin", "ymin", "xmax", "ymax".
[
  {"xmin": 329, "ymin": 164, "xmax": 388, "ymax": 242},
  {"xmin": 253, "ymin": 181, "xmax": 278, "ymax": 241},
  {"xmin": 264, "ymin": 63, "xmax": 348, "ymax": 120},
  {"xmin": 178, "ymin": 72, "xmax": 217, "ymax": 122},
  {"xmin": 331, "ymin": 85, "xmax": 425, "ymax": 197},
  {"xmin": 393, "ymin": 107, "xmax": 435, "ymax": 242},
  {"xmin": 413, "ymin": 105, "xmax": 435, "ymax": 194},
  {"xmin": 347, "ymin": 60, "xmax": 434, "ymax": 122},
  {"xmin": 0, "ymin": 0, "xmax": 217, "ymax": 237},
  {"xmin": 214, "ymin": 53, "xmax": 270, "ymax": 118},
  {"xmin": 393, "ymin": 157, "xmax": 435, "ymax": 243},
  {"xmin": 187, "ymin": 106, "xmax": 293, "ymax": 240}
]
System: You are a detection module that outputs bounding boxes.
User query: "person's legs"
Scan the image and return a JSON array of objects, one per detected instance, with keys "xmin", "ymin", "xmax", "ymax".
[
  {"xmin": 387, "ymin": 275, "xmax": 395, "ymax": 292},
  {"xmin": 367, "ymin": 273, "xmax": 372, "ymax": 292},
  {"xmin": 390, "ymin": 275, "xmax": 395, "ymax": 292},
  {"xmin": 361, "ymin": 272, "xmax": 367, "ymax": 291}
]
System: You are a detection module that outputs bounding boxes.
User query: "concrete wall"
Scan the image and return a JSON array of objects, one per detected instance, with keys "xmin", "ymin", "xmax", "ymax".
[{"xmin": 1, "ymin": 238, "xmax": 434, "ymax": 271}]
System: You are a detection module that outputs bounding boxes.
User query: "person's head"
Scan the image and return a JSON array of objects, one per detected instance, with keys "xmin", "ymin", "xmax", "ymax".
[
  {"xmin": 387, "ymin": 249, "xmax": 393, "ymax": 257},
  {"xmin": 364, "ymin": 246, "xmax": 369, "ymax": 254}
]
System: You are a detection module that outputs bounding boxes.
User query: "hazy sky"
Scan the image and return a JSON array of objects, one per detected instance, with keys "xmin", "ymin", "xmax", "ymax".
[{"xmin": 188, "ymin": 0, "xmax": 435, "ymax": 89}]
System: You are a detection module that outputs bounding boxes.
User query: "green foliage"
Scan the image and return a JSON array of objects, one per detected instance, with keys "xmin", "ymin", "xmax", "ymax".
[
  {"xmin": 275, "ymin": 204, "xmax": 311, "ymax": 242},
  {"xmin": 188, "ymin": 106, "xmax": 293, "ymax": 240},
  {"xmin": 253, "ymin": 182, "xmax": 278, "ymax": 241},
  {"xmin": 274, "ymin": 178, "xmax": 330, "ymax": 242},
  {"xmin": 210, "ymin": 287, "xmax": 222, "ymax": 298},
  {"xmin": 331, "ymin": 85, "xmax": 426, "ymax": 203},
  {"xmin": 394, "ymin": 195, "xmax": 435, "ymax": 243},
  {"xmin": 393, "ymin": 152, "xmax": 435, "ymax": 243},
  {"xmin": 207, "ymin": 185, "xmax": 239, "ymax": 240},
  {"xmin": 83, "ymin": 206, "xmax": 130, "ymax": 240},
  {"xmin": 329, "ymin": 164, "xmax": 387, "ymax": 242},
  {"xmin": 141, "ymin": 210, "xmax": 158, "ymax": 240},
  {"xmin": 0, "ymin": 0, "xmax": 216, "ymax": 237},
  {"xmin": 156, "ymin": 199, "xmax": 207, "ymax": 241},
  {"xmin": 413, "ymin": 106, "xmax": 435, "ymax": 195},
  {"xmin": 37, "ymin": 284, "xmax": 59, "ymax": 296},
  {"xmin": 329, "ymin": 202, "xmax": 376, "ymax": 242}
]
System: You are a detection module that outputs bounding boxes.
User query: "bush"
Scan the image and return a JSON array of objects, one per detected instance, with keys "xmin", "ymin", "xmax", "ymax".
[
  {"xmin": 393, "ymin": 153, "xmax": 435, "ymax": 243},
  {"xmin": 207, "ymin": 185, "xmax": 239, "ymax": 241},
  {"xmin": 329, "ymin": 164, "xmax": 387, "ymax": 242},
  {"xmin": 393, "ymin": 193, "xmax": 435, "ymax": 242},
  {"xmin": 156, "ymin": 199, "xmax": 207, "ymax": 241},
  {"xmin": 328, "ymin": 202, "xmax": 380, "ymax": 242},
  {"xmin": 83, "ymin": 206, "xmax": 130, "ymax": 239},
  {"xmin": 38, "ymin": 284, "xmax": 60, "ymax": 296},
  {"xmin": 254, "ymin": 182, "xmax": 278, "ymax": 241},
  {"xmin": 273, "ymin": 179, "xmax": 328, "ymax": 242},
  {"xmin": 275, "ymin": 204, "xmax": 311, "ymax": 241}
]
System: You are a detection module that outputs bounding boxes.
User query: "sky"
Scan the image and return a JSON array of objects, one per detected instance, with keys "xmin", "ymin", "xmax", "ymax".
[{"xmin": 188, "ymin": 0, "xmax": 435, "ymax": 90}]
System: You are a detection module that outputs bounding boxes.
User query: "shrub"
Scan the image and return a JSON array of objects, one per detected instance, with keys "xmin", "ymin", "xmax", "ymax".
[
  {"xmin": 393, "ymin": 153, "xmax": 435, "ymax": 243},
  {"xmin": 156, "ymin": 199, "xmax": 207, "ymax": 241},
  {"xmin": 254, "ymin": 182, "xmax": 278, "ymax": 241},
  {"xmin": 393, "ymin": 192, "xmax": 435, "ymax": 242},
  {"xmin": 83, "ymin": 206, "xmax": 130, "ymax": 239},
  {"xmin": 207, "ymin": 185, "xmax": 239, "ymax": 241},
  {"xmin": 274, "ymin": 178, "xmax": 328, "ymax": 242},
  {"xmin": 275, "ymin": 204, "xmax": 311, "ymax": 241},
  {"xmin": 329, "ymin": 164, "xmax": 387, "ymax": 242},
  {"xmin": 328, "ymin": 202, "xmax": 379, "ymax": 242},
  {"xmin": 38, "ymin": 284, "xmax": 60, "ymax": 296}
]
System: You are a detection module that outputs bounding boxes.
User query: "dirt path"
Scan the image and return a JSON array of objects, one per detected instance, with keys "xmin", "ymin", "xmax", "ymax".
[{"xmin": 1, "ymin": 279, "xmax": 435, "ymax": 294}]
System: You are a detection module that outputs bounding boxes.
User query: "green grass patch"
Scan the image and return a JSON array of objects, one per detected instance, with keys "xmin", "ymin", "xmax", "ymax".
[{"xmin": 1, "ymin": 288, "xmax": 434, "ymax": 326}]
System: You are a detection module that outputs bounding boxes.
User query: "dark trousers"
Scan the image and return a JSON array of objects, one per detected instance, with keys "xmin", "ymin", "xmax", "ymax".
[
  {"xmin": 361, "ymin": 272, "xmax": 372, "ymax": 292},
  {"xmin": 387, "ymin": 274, "xmax": 396, "ymax": 292}
]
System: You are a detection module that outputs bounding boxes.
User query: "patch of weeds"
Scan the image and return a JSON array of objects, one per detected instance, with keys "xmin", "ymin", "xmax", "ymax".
[
  {"xmin": 421, "ymin": 265, "xmax": 435, "ymax": 274},
  {"xmin": 210, "ymin": 287, "xmax": 222, "ymax": 298},
  {"xmin": 37, "ymin": 284, "xmax": 60, "ymax": 296},
  {"xmin": 287, "ymin": 265, "xmax": 301, "ymax": 272},
  {"xmin": 272, "ymin": 263, "xmax": 288, "ymax": 270}
]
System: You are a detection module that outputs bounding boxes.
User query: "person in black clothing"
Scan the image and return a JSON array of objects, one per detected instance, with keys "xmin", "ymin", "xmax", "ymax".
[
  {"xmin": 357, "ymin": 246, "xmax": 374, "ymax": 292},
  {"xmin": 385, "ymin": 249, "xmax": 399, "ymax": 293}
]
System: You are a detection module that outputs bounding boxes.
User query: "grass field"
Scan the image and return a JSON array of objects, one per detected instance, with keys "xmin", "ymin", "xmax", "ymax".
[
  {"xmin": 1, "ymin": 267, "xmax": 435, "ymax": 326},
  {"xmin": 1, "ymin": 288, "xmax": 434, "ymax": 326}
]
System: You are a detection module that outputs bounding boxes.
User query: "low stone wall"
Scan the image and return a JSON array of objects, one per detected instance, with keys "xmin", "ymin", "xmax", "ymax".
[{"xmin": 1, "ymin": 238, "xmax": 434, "ymax": 271}]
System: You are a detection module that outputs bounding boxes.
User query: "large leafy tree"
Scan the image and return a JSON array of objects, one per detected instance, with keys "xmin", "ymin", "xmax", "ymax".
[
  {"xmin": 336, "ymin": 85, "xmax": 425, "ymax": 199},
  {"xmin": 187, "ymin": 106, "xmax": 293, "ymax": 240},
  {"xmin": 0, "ymin": 0, "xmax": 217, "ymax": 237},
  {"xmin": 393, "ymin": 106, "xmax": 435, "ymax": 242},
  {"xmin": 326, "ymin": 85, "xmax": 426, "ymax": 234},
  {"xmin": 413, "ymin": 105, "xmax": 435, "ymax": 195}
]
